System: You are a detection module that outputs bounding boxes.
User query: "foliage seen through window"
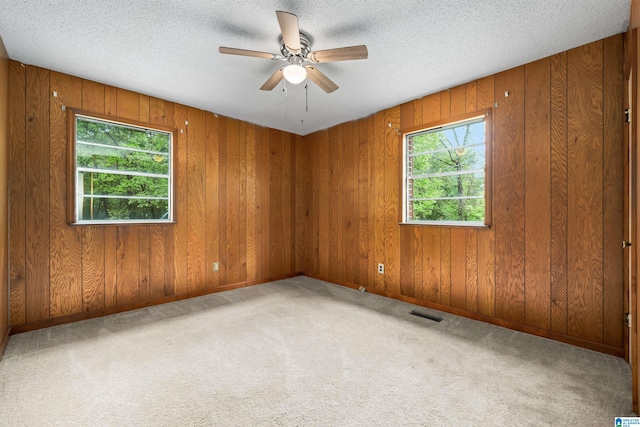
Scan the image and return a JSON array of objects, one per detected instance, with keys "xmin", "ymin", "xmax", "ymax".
[{"xmin": 74, "ymin": 115, "xmax": 172, "ymax": 223}]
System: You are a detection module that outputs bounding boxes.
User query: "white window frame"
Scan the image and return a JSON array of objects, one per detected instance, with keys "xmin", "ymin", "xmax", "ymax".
[
  {"xmin": 401, "ymin": 109, "xmax": 492, "ymax": 227},
  {"xmin": 68, "ymin": 110, "xmax": 177, "ymax": 225}
]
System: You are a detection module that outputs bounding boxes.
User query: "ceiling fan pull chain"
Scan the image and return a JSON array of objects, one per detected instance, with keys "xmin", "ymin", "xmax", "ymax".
[
  {"xmin": 283, "ymin": 78, "xmax": 288, "ymax": 116},
  {"xmin": 305, "ymin": 83, "xmax": 308, "ymax": 112}
]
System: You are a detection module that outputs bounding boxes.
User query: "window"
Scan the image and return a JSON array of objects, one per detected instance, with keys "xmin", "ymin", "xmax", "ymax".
[
  {"xmin": 402, "ymin": 110, "xmax": 491, "ymax": 226},
  {"xmin": 68, "ymin": 111, "xmax": 176, "ymax": 224}
]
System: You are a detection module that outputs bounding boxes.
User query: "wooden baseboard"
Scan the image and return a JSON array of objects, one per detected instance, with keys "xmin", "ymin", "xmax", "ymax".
[
  {"xmin": 10, "ymin": 273, "xmax": 303, "ymax": 335},
  {"xmin": 0, "ymin": 327, "xmax": 10, "ymax": 361},
  {"xmin": 306, "ymin": 273, "xmax": 625, "ymax": 358}
]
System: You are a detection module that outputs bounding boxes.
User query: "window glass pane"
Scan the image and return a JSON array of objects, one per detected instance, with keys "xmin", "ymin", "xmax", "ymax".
[
  {"xmin": 410, "ymin": 173, "xmax": 484, "ymax": 200},
  {"xmin": 74, "ymin": 114, "xmax": 173, "ymax": 223},
  {"xmin": 77, "ymin": 143, "xmax": 169, "ymax": 175},
  {"xmin": 79, "ymin": 197, "xmax": 169, "ymax": 221},
  {"xmin": 77, "ymin": 118, "xmax": 170, "ymax": 152},
  {"xmin": 410, "ymin": 145, "xmax": 484, "ymax": 176},
  {"xmin": 405, "ymin": 115, "xmax": 486, "ymax": 224},
  {"xmin": 79, "ymin": 172, "xmax": 169, "ymax": 198},
  {"xmin": 410, "ymin": 198, "xmax": 484, "ymax": 222}
]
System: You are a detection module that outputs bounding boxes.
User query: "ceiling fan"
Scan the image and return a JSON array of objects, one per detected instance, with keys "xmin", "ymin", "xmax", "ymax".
[{"xmin": 219, "ymin": 10, "xmax": 368, "ymax": 94}]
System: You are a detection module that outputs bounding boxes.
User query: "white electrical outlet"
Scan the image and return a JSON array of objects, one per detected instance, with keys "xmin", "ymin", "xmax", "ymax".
[
  {"xmin": 213, "ymin": 262, "xmax": 219, "ymax": 272},
  {"xmin": 377, "ymin": 263, "xmax": 384, "ymax": 274}
]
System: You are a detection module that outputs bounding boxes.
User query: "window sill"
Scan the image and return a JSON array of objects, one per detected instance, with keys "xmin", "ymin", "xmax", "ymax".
[
  {"xmin": 69, "ymin": 220, "xmax": 177, "ymax": 226},
  {"xmin": 399, "ymin": 221, "xmax": 491, "ymax": 229}
]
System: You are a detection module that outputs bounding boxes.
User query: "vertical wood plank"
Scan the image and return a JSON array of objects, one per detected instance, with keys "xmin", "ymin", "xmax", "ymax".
[
  {"xmin": 342, "ymin": 122, "xmax": 356, "ymax": 284},
  {"xmin": 384, "ymin": 106, "xmax": 401, "ymax": 294},
  {"xmin": 82, "ymin": 224, "xmax": 105, "ymax": 310},
  {"xmin": 81, "ymin": 80, "xmax": 104, "ymax": 113},
  {"xmin": 440, "ymin": 228, "xmax": 451, "ymax": 305},
  {"xmin": 187, "ymin": 107, "xmax": 206, "ymax": 291},
  {"xmin": 328, "ymin": 126, "xmax": 341, "ymax": 282},
  {"xmin": 291, "ymin": 135, "xmax": 299, "ymax": 274},
  {"xmin": 451, "ymin": 85, "xmax": 466, "ymax": 116},
  {"xmin": 440, "ymin": 90, "xmax": 451, "ymax": 119},
  {"xmin": 9, "ymin": 61, "xmax": 26, "ymax": 325},
  {"xmin": 476, "ymin": 75, "xmax": 496, "ymax": 317},
  {"xmin": 281, "ymin": 131, "xmax": 293, "ymax": 275},
  {"xmin": 400, "ymin": 101, "xmax": 417, "ymax": 297},
  {"xmin": 465, "ymin": 229, "xmax": 478, "ymax": 312},
  {"xmin": 602, "ymin": 34, "xmax": 624, "ymax": 348},
  {"xmin": 246, "ymin": 122, "xmax": 257, "ymax": 281},
  {"xmin": 550, "ymin": 52, "xmax": 569, "ymax": 334},
  {"xmin": 368, "ymin": 116, "xmax": 378, "ymax": 288},
  {"xmin": 494, "ymin": 67, "xmax": 526, "ymax": 324},
  {"xmin": 260, "ymin": 127, "xmax": 270, "ymax": 278},
  {"xmin": 295, "ymin": 134, "xmax": 306, "ymax": 273},
  {"xmin": 104, "ymin": 86, "xmax": 117, "ymax": 116},
  {"xmin": 148, "ymin": 226, "xmax": 164, "ymax": 299},
  {"xmin": 173, "ymin": 104, "xmax": 188, "ymax": 293},
  {"xmin": 567, "ymin": 41, "xmax": 604, "ymax": 342},
  {"xmin": 49, "ymin": 71, "xmax": 82, "ymax": 318},
  {"xmin": 477, "ymin": 230, "xmax": 495, "ymax": 316},
  {"xmin": 163, "ymin": 101, "xmax": 175, "ymax": 296},
  {"xmin": 227, "ymin": 119, "xmax": 241, "ymax": 283},
  {"xmin": 116, "ymin": 88, "xmax": 138, "ymax": 121},
  {"xmin": 116, "ymin": 227, "xmax": 139, "ymax": 304},
  {"xmin": 413, "ymin": 98, "xmax": 423, "ymax": 128},
  {"xmin": 270, "ymin": 130, "xmax": 286, "ymax": 277},
  {"xmin": 450, "ymin": 228, "xmax": 466, "ymax": 309},
  {"xmin": 138, "ymin": 226, "xmax": 150, "ymax": 301},
  {"xmin": 422, "ymin": 227, "xmax": 440, "ymax": 303},
  {"xmin": 306, "ymin": 132, "xmax": 319, "ymax": 277},
  {"xmin": 373, "ymin": 112, "xmax": 386, "ymax": 291},
  {"xmin": 24, "ymin": 66, "xmax": 50, "ymax": 322},
  {"xmin": 465, "ymin": 81, "xmax": 477, "ymax": 113},
  {"xmin": 217, "ymin": 117, "xmax": 228, "ymax": 285},
  {"xmin": 423, "ymin": 93, "xmax": 441, "ymax": 124},
  {"xmin": 358, "ymin": 119, "xmax": 370, "ymax": 287},
  {"xmin": 476, "ymin": 76, "xmax": 495, "ymax": 110},
  {"xmin": 138, "ymin": 95, "xmax": 149, "ymax": 123},
  {"xmin": 318, "ymin": 131, "xmax": 330, "ymax": 278},
  {"xmin": 524, "ymin": 58, "xmax": 552, "ymax": 330},
  {"xmin": 205, "ymin": 112, "xmax": 219, "ymax": 288},
  {"xmin": 254, "ymin": 125, "xmax": 263, "ymax": 279},
  {"xmin": 238, "ymin": 121, "xmax": 248, "ymax": 282},
  {"xmin": 149, "ymin": 97, "xmax": 165, "ymax": 125},
  {"xmin": 104, "ymin": 226, "xmax": 117, "ymax": 307},
  {"xmin": 352, "ymin": 123, "xmax": 360, "ymax": 286}
]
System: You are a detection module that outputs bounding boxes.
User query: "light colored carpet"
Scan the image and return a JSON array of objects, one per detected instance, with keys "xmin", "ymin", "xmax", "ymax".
[{"xmin": 0, "ymin": 276, "xmax": 633, "ymax": 426}]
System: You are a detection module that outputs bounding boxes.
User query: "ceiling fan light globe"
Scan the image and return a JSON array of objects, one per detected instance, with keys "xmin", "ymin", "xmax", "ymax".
[{"xmin": 283, "ymin": 64, "xmax": 307, "ymax": 84}]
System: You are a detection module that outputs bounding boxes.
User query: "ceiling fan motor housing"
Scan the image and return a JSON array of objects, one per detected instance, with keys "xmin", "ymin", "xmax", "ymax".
[{"xmin": 280, "ymin": 32, "xmax": 312, "ymax": 58}]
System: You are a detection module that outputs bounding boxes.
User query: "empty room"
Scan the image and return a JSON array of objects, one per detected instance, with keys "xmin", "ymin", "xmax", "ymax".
[{"xmin": 0, "ymin": 0, "xmax": 639, "ymax": 425}]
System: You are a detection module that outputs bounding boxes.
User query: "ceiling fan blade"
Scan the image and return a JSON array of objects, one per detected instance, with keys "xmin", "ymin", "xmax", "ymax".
[
  {"xmin": 305, "ymin": 66, "xmax": 339, "ymax": 93},
  {"xmin": 260, "ymin": 68, "xmax": 285, "ymax": 91},
  {"xmin": 276, "ymin": 11, "xmax": 301, "ymax": 53},
  {"xmin": 308, "ymin": 45, "xmax": 368, "ymax": 63},
  {"xmin": 219, "ymin": 47, "xmax": 279, "ymax": 60}
]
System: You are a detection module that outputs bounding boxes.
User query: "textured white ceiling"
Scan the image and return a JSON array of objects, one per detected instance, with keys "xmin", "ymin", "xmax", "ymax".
[{"xmin": 0, "ymin": 0, "xmax": 631, "ymax": 135}]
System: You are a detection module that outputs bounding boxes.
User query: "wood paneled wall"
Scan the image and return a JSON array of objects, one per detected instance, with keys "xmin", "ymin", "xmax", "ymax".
[
  {"xmin": 302, "ymin": 34, "xmax": 625, "ymax": 356},
  {"xmin": 8, "ymin": 61, "xmax": 304, "ymax": 330},
  {"xmin": 0, "ymin": 35, "xmax": 9, "ymax": 355}
]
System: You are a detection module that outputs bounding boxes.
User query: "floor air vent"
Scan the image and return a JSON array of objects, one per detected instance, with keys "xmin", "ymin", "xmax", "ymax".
[{"xmin": 409, "ymin": 310, "xmax": 443, "ymax": 322}]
